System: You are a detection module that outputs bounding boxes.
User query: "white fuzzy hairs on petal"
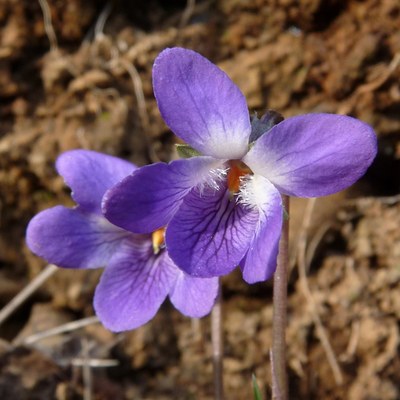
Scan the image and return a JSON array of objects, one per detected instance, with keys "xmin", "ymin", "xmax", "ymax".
[
  {"xmin": 196, "ymin": 166, "xmax": 228, "ymax": 196},
  {"xmin": 237, "ymin": 174, "xmax": 283, "ymax": 223}
]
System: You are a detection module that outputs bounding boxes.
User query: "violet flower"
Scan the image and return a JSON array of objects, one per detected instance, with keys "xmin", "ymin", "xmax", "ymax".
[
  {"xmin": 103, "ymin": 47, "xmax": 377, "ymax": 283},
  {"xmin": 26, "ymin": 150, "xmax": 218, "ymax": 332}
]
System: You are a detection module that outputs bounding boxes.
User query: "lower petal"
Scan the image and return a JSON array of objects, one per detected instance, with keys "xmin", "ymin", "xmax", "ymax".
[
  {"xmin": 239, "ymin": 175, "xmax": 283, "ymax": 283},
  {"xmin": 169, "ymin": 271, "xmax": 219, "ymax": 318},
  {"xmin": 166, "ymin": 182, "xmax": 259, "ymax": 278},
  {"xmin": 94, "ymin": 242, "xmax": 178, "ymax": 332},
  {"xmin": 103, "ymin": 156, "xmax": 224, "ymax": 234},
  {"xmin": 26, "ymin": 206, "xmax": 129, "ymax": 269}
]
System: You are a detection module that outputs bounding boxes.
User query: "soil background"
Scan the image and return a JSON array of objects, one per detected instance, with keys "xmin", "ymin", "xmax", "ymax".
[{"xmin": 1, "ymin": 0, "xmax": 400, "ymax": 399}]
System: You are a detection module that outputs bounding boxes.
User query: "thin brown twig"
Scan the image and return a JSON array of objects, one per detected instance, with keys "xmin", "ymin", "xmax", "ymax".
[
  {"xmin": 290, "ymin": 208, "xmax": 332, "ymax": 276},
  {"xmin": 94, "ymin": 2, "xmax": 113, "ymax": 39},
  {"xmin": 338, "ymin": 52, "xmax": 400, "ymax": 115},
  {"xmin": 345, "ymin": 193, "xmax": 400, "ymax": 206},
  {"xmin": 38, "ymin": 0, "xmax": 58, "ymax": 51},
  {"xmin": 85, "ymin": 3, "xmax": 159, "ymax": 164},
  {"xmin": 339, "ymin": 319, "xmax": 360, "ymax": 362},
  {"xmin": 17, "ymin": 316, "xmax": 100, "ymax": 345},
  {"xmin": 0, "ymin": 264, "xmax": 58, "ymax": 327},
  {"xmin": 70, "ymin": 358, "xmax": 119, "ymax": 367},
  {"xmin": 115, "ymin": 58, "xmax": 160, "ymax": 163},
  {"xmin": 356, "ymin": 52, "xmax": 400, "ymax": 94},
  {"xmin": 117, "ymin": 59, "xmax": 149, "ymax": 129},
  {"xmin": 297, "ymin": 198, "xmax": 344, "ymax": 385},
  {"xmin": 305, "ymin": 221, "xmax": 332, "ymax": 273},
  {"xmin": 179, "ymin": 0, "xmax": 196, "ymax": 29}
]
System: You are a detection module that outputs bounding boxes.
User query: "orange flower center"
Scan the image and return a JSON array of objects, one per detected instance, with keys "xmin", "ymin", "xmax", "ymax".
[
  {"xmin": 152, "ymin": 227, "xmax": 166, "ymax": 254},
  {"xmin": 227, "ymin": 160, "xmax": 252, "ymax": 195}
]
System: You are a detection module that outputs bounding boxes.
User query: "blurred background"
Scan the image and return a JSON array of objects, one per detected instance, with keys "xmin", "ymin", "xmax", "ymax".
[{"xmin": 0, "ymin": 0, "xmax": 399, "ymax": 398}]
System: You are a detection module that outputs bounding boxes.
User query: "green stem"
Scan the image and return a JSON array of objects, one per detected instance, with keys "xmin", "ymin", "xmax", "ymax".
[{"xmin": 271, "ymin": 195, "xmax": 289, "ymax": 400}]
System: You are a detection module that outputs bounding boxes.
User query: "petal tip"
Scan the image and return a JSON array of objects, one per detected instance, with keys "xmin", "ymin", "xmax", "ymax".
[{"xmin": 152, "ymin": 47, "xmax": 251, "ymax": 159}]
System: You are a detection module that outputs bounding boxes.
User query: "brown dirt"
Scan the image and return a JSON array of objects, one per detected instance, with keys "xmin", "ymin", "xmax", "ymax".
[{"xmin": 1, "ymin": 0, "xmax": 400, "ymax": 399}]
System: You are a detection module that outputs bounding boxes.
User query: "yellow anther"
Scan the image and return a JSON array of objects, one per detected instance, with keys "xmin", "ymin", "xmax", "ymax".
[{"xmin": 152, "ymin": 227, "xmax": 166, "ymax": 254}]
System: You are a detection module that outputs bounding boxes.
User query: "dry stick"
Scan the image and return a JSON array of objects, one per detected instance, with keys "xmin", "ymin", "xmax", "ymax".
[
  {"xmin": 337, "ymin": 52, "xmax": 400, "ymax": 115},
  {"xmin": 211, "ymin": 283, "xmax": 224, "ymax": 400},
  {"xmin": 0, "ymin": 264, "xmax": 58, "ymax": 327},
  {"xmin": 38, "ymin": 0, "xmax": 58, "ymax": 51},
  {"xmin": 116, "ymin": 58, "xmax": 160, "ymax": 163},
  {"xmin": 17, "ymin": 316, "xmax": 100, "ymax": 346},
  {"xmin": 71, "ymin": 359, "xmax": 119, "ymax": 368},
  {"xmin": 118, "ymin": 60, "xmax": 149, "ymax": 129},
  {"xmin": 271, "ymin": 195, "xmax": 289, "ymax": 400},
  {"xmin": 305, "ymin": 221, "xmax": 332, "ymax": 274},
  {"xmin": 297, "ymin": 198, "xmax": 343, "ymax": 385},
  {"xmin": 179, "ymin": 0, "xmax": 196, "ymax": 29},
  {"xmin": 93, "ymin": 2, "xmax": 113, "ymax": 39}
]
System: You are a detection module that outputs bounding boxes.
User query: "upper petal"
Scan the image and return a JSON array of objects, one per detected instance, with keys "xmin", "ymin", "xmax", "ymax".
[
  {"xmin": 94, "ymin": 241, "xmax": 177, "ymax": 332},
  {"xmin": 169, "ymin": 271, "xmax": 219, "ymax": 318},
  {"xmin": 243, "ymin": 114, "xmax": 377, "ymax": 197},
  {"xmin": 57, "ymin": 150, "xmax": 136, "ymax": 213},
  {"xmin": 166, "ymin": 182, "xmax": 259, "ymax": 278},
  {"xmin": 239, "ymin": 175, "xmax": 283, "ymax": 283},
  {"xmin": 103, "ymin": 156, "xmax": 224, "ymax": 234},
  {"xmin": 153, "ymin": 47, "xmax": 251, "ymax": 159},
  {"xmin": 26, "ymin": 206, "xmax": 130, "ymax": 269}
]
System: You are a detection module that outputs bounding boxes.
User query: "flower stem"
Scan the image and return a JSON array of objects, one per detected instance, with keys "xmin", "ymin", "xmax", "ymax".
[
  {"xmin": 211, "ymin": 282, "xmax": 224, "ymax": 400},
  {"xmin": 271, "ymin": 195, "xmax": 290, "ymax": 400}
]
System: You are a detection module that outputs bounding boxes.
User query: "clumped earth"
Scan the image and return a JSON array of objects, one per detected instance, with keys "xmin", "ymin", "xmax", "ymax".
[{"xmin": 1, "ymin": 0, "xmax": 400, "ymax": 399}]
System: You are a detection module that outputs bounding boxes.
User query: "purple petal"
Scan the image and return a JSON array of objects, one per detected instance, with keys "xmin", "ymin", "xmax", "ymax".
[
  {"xmin": 169, "ymin": 272, "xmax": 219, "ymax": 318},
  {"xmin": 103, "ymin": 156, "xmax": 223, "ymax": 234},
  {"xmin": 243, "ymin": 114, "xmax": 377, "ymax": 197},
  {"xmin": 153, "ymin": 47, "xmax": 251, "ymax": 159},
  {"xmin": 56, "ymin": 150, "xmax": 136, "ymax": 213},
  {"xmin": 239, "ymin": 175, "xmax": 283, "ymax": 283},
  {"xmin": 166, "ymin": 182, "xmax": 259, "ymax": 278},
  {"xmin": 94, "ymin": 241, "xmax": 177, "ymax": 332},
  {"xmin": 26, "ymin": 206, "xmax": 129, "ymax": 269}
]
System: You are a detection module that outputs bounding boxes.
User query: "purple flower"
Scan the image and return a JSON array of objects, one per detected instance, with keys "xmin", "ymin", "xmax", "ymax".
[
  {"xmin": 103, "ymin": 47, "xmax": 377, "ymax": 283},
  {"xmin": 26, "ymin": 150, "xmax": 218, "ymax": 332}
]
